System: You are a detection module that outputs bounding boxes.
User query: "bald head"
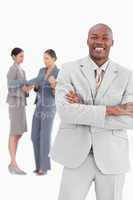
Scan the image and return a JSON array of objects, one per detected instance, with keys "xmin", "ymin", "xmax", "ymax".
[
  {"xmin": 88, "ymin": 23, "xmax": 113, "ymax": 38},
  {"xmin": 87, "ymin": 23, "xmax": 114, "ymax": 66}
]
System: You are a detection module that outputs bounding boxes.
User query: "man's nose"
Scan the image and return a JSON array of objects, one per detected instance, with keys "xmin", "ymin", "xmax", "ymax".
[{"xmin": 95, "ymin": 38, "xmax": 104, "ymax": 45}]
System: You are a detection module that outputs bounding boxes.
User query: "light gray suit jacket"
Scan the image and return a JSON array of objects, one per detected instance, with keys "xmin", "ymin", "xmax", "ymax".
[
  {"xmin": 6, "ymin": 63, "xmax": 28, "ymax": 107},
  {"xmin": 50, "ymin": 56, "xmax": 133, "ymax": 174}
]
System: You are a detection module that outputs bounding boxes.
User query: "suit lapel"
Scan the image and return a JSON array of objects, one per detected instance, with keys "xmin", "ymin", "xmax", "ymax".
[
  {"xmin": 79, "ymin": 57, "xmax": 96, "ymax": 100},
  {"xmin": 95, "ymin": 61, "xmax": 118, "ymax": 101},
  {"xmin": 45, "ymin": 65, "xmax": 57, "ymax": 80},
  {"xmin": 79, "ymin": 57, "xmax": 119, "ymax": 102}
]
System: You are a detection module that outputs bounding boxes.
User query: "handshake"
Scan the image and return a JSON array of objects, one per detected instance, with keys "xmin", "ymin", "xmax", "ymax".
[
  {"xmin": 21, "ymin": 85, "xmax": 34, "ymax": 94},
  {"xmin": 65, "ymin": 90, "xmax": 133, "ymax": 117}
]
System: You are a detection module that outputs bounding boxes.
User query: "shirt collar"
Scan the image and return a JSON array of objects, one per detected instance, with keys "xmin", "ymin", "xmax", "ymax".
[{"xmin": 88, "ymin": 56, "xmax": 110, "ymax": 72}]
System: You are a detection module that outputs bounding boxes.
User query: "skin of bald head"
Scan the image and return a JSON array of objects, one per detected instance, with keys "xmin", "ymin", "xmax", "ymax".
[
  {"xmin": 88, "ymin": 23, "xmax": 113, "ymax": 37},
  {"xmin": 87, "ymin": 23, "xmax": 114, "ymax": 66}
]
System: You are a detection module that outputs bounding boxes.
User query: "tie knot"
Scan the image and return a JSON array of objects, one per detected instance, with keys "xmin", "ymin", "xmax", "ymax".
[
  {"xmin": 95, "ymin": 68, "xmax": 103, "ymax": 79},
  {"xmin": 96, "ymin": 67, "xmax": 103, "ymax": 74}
]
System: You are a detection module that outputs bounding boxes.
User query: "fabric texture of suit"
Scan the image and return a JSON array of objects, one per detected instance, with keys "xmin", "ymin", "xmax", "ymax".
[
  {"xmin": 7, "ymin": 63, "xmax": 28, "ymax": 107},
  {"xmin": 50, "ymin": 56, "xmax": 133, "ymax": 174},
  {"xmin": 31, "ymin": 66, "xmax": 59, "ymax": 172},
  {"xmin": 58, "ymin": 153, "xmax": 125, "ymax": 200},
  {"xmin": 7, "ymin": 63, "xmax": 28, "ymax": 134}
]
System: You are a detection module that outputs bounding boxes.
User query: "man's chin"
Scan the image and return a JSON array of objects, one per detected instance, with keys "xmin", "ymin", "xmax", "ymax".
[{"xmin": 91, "ymin": 54, "xmax": 106, "ymax": 60}]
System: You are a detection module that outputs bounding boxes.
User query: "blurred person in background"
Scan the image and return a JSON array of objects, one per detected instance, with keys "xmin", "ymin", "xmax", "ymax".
[
  {"xmin": 31, "ymin": 49, "xmax": 59, "ymax": 176},
  {"xmin": 7, "ymin": 47, "xmax": 33, "ymax": 175}
]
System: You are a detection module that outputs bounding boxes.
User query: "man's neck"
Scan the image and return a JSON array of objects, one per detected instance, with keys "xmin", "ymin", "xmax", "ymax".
[{"xmin": 89, "ymin": 56, "xmax": 109, "ymax": 67}]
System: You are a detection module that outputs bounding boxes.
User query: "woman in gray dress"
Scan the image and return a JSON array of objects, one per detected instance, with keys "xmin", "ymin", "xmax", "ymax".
[
  {"xmin": 7, "ymin": 48, "xmax": 33, "ymax": 175},
  {"xmin": 31, "ymin": 49, "xmax": 59, "ymax": 175}
]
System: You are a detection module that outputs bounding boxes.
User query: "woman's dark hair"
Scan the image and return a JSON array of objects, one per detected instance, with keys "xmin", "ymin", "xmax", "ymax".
[
  {"xmin": 11, "ymin": 47, "xmax": 24, "ymax": 57},
  {"xmin": 44, "ymin": 49, "xmax": 57, "ymax": 60}
]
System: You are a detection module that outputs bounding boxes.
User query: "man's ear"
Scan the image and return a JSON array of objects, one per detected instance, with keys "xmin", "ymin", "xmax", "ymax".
[
  {"xmin": 87, "ymin": 38, "xmax": 89, "ymax": 46},
  {"xmin": 112, "ymin": 40, "xmax": 114, "ymax": 46}
]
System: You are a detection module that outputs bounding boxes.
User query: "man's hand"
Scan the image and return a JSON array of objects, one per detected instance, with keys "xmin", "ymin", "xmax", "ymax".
[
  {"xmin": 65, "ymin": 91, "xmax": 133, "ymax": 117},
  {"xmin": 66, "ymin": 90, "xmax": 81, "ymax": 103},
  {"xmin": 106, "ymin": 103, "xmax": 133, "ymax": 116}
]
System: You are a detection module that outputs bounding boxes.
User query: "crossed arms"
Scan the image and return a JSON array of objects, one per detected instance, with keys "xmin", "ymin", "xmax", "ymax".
[{"xmin": 55, "ymin": 66, "xmax": 133, "ymax": 130}]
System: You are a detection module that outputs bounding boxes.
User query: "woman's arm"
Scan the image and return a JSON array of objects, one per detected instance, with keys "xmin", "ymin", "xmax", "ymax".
[
  {"xmin": 7, "ymin": 67, "xmax": 23, "ymax": 97},
  {"xmin": 8, "ymin": 69, "xmax": 44, "ymax": 89},
  {"xmin": 48, "ymin": 69, "xmax": 60, "ymax": 96},
  {"xmin": 33, "ymin": 68, "xmax": 43, "ymax": 93}
]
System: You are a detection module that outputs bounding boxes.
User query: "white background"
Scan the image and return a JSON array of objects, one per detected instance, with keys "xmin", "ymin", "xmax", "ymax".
[{"xmin": 0, "ymin": 0, "xmax": 133, "ymax": 199}]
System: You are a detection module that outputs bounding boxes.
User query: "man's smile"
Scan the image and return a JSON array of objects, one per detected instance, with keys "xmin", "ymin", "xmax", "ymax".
[{"xmin": 93, "ymin": 47, "xmax": 106, "ymax": 53}]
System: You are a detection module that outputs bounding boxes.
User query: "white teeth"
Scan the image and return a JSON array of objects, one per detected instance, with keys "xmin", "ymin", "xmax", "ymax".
[{"xmin": 94, "ymin": 47, "xmax": 104, "ymax": 52}]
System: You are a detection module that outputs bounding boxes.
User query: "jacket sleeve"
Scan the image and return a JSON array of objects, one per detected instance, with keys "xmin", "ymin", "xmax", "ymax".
[
  {"xmin": 23, "ymin": 71, "xmax": 29, "ymax": 98},
  {"xmin": 50, "ymin": 68, "xmax": 60, "ymax": 97},
  {"xmin": 8, "ymin": 68, "xmax": 44, "ymax": 88},
  {"xmin": 33, "ymin": 69, "xmax": 42, "ymax": 104},
  {"xmin": 33, "ymin": 69, "xmax": 42, "ymax": 92},
  {"xmin": 55, "ymin": 64, "xmax": 106, "ymax": 127},
  {"xmin": 7, "ymin": 67, "xmax": 22, "ymax": 97},
  {"xmin": 103, "ymin": 71, "xmax": 133, "ymax": 130}
]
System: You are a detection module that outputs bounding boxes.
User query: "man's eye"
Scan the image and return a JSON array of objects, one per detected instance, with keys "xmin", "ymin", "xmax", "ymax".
[
  {"xmin": 103, "ymin": 37, "xmax": 108, "ymax": 40},
  {"xmin": 91, "ymin": 36, "xmax": 97, "ymax": 39}
]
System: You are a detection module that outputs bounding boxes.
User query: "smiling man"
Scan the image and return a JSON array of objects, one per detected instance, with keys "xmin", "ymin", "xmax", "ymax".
[
  {"xmin": 88, "ymin": 24, "xmax": 113, "ymax": 66},
  {"xmin": 50, "ymin": 23, "xmax": 133, "ymax": 200}
]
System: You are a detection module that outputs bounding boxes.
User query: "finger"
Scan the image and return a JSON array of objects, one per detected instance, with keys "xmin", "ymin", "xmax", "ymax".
[
  {"xmin": 126, "ymin": 106, "xmax": 133, "ymax": 110},
  {"xmin": 75, "ymin": 98, "xmax": 80, "ymax": 103},
  {"xmin": 66, "ymin": 94, "xmax": 73, "ymax": 98},
  {"xmin": 66, "ymin": 95, "xmax": 78, "ymax": 100},
  {"xmin": 126, "ymin": 102, "xmax": 133, "ymax": 106},
  {"xmin": 68, "ymin": 90, "xmax": 73, "ymax": 95},
  {"xmin": 125, "ymin": 108, "xmax": 133, "ymax": 112},
  {"xmin": 66, "ymin": 96, "xmax": 76, "ymax": 102},
  {"xmin": 125, "ymin": 103, "xmax": 133, "ymax": 107},
  {"xmin": 67, "ymin": 100, "xmax": 75, "ymax": 104},
  {"xmin": 69, "ymin": 90, "xmax": 77, "ymax": 96},
  {"xmin": 127, "ymin": 111, "xmax": 133, "ymax": 114}
]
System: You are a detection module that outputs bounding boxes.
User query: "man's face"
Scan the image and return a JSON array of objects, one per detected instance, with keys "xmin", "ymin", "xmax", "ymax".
[{"xmin": 87, "ymin": 26, "xmax": 113, "ymax": 61}]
